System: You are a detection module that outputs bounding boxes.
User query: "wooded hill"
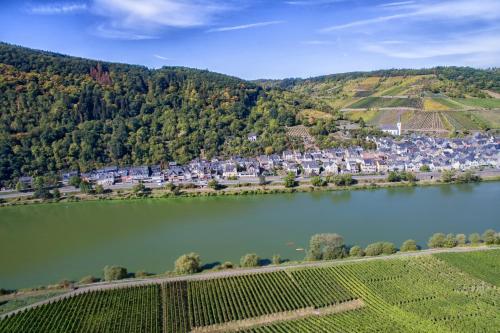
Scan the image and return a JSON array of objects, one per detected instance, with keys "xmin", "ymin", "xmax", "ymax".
[{"xmin": 0, "ymin": 43, "xmax": 498, "ymax": 185}]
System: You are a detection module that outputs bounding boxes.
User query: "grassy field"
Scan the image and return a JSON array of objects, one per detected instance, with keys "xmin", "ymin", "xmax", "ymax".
[
  {"xmin": 1, "ymin": 249, "xmax": 499, "ymax": 332},
  {"xmin": 434, "ymin": 250, "xmax": 500, "ymax": 287},
  {"xmin": 347, "ymin": 97, "xmax": 421, "ymax": 109},
  {"xmin": 471, "ymin": 110, "xmax": 500, "ymax": 129},
  {"xmin": 343, "ymin": 109, "xmax": 378, "ymax": 122},
  {"xmin": 299, "ymin": 109, "xmax": 334, "ymax": 122},
  {"xmin": 452, "ymin": 98, "xmax": 500, "ymax": 109},
  {"xmin": 423, "ymin": 98, "xmax": 452, "ymax": 111}
]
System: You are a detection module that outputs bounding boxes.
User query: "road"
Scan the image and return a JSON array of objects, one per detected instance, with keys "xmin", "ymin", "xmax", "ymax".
[
  {"xmin": 1, "ymin": 169, "xmax": 499, "ymax": 200},
  {"xmin": 1, "ymin": 245, "xmax": 497, "ymax": 319}
]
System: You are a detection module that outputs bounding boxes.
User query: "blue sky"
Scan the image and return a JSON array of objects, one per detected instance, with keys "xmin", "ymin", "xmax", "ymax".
[{"xmin": 1, "ymin": 0, "xmax": 500, "ymax": 79}]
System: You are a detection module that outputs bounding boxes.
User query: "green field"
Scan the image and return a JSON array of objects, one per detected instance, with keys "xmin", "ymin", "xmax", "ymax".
[
  {"xmin": 434, "ymin": 250, "xmax": 500, "ymax": 286},
  {"xmin": 1, "ymin": 250, "xmax": 499, "ymax": 332},
  {"xmin": 347, "ymin": 97, "xmax": 421, "ymax": 109},
  {"xmin": 452, "ymin": 98, "xmax": 500, "ymax": 109}
]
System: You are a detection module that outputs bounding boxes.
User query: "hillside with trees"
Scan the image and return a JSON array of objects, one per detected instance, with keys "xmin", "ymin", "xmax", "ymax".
[{"xmin": 0, "ymin": 43, "xmax": 498, "ymax": 186}]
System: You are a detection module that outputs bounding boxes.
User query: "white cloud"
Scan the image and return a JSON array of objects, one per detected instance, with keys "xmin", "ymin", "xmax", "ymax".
[
  {"xmin": 321, "ymin": 0, "xmax": 500, "ymax": 32},
  {"xmin": 208, "ymin": 20, "xmax": 284, "ymax": 32},
  {"xmin": 29, "ymin": 3, "xmax": 87, "ymax": 14},
  {"xmin": 378, "ymin": 1, "xmax": 415, "ymax": 8},
  {"xmin": 302, "ymin": 40, "xmax": 333, "ymax": 45},
  {"xmin": 93, "ymin": 25, "xmax": 158, "ymax": 40},
  {"xmin": 285, "ymin": 0, "xmax": 345, "ymax": 5},
  {"xmin": 154, "ymin": 54, "xmax": 170, "ymax": 60},
  {"xmin": 363, "ymin": 33, "xmax": 500, "ymax": 60},
  {"xmin": 92, "ymin": 0, "xmax": 230, "ymax": 28}
]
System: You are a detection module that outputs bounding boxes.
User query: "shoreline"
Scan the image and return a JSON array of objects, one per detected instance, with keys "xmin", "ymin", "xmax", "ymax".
[{"xmin": 1, "ymin": 174, "xmax": 500, "ymax": 207}]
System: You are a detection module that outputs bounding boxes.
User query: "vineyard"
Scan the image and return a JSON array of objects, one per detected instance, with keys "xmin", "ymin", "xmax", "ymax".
[
  {"xmin": 1, "ymin": 250, "xmax": 499, "ymax": 332},
  {"xmin": 404, "ymin": 112, "xmax": 448, "ymax": 133},
  {"xmin": 346, "ymin": 96, "xmax": 421, "ymax": 109}
]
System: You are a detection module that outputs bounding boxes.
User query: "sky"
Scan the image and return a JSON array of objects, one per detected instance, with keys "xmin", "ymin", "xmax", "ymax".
[{"xmin": 0, "ymin": 0, "xmax": 500, "ymax": 79}]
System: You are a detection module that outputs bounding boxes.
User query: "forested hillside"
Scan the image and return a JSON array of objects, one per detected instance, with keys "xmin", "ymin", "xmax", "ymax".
[
  {"xmin": 0, "ymin": 43, "xmax": 304, "ymax": 184},
  {"xmin": 0, "ymin": 43, "xmax": 498, "ymax": 186}
]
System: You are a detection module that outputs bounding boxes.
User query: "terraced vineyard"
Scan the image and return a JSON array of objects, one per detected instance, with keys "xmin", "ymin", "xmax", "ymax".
[
  {"xmin": 404, "ymin": 112, "xmax": 448, "ymax": 133},
  {"xmin": 347, "ymin": 96, "xmax": 421, "ymax": 109},
  {"xmin": 0, "ymin": 285, "xmax": 161, "ymax": 333},
  {"xmin": 1, "ymin": 250, "xmax": 499, "ymax": 332}
]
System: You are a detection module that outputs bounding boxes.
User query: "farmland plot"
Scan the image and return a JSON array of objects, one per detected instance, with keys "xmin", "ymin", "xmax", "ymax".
[{"xmin": 404, "ymin": 112, "xmax": 448, "ymax": 133}]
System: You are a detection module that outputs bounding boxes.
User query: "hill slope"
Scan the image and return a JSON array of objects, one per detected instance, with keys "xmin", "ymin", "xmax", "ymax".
[{"xmin": 0, "ymin": 43, "xmax": 499, "ymax": 185}]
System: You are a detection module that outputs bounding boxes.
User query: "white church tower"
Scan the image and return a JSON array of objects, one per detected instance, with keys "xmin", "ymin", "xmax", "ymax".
[{"xmin": 396, "ymin": 115, "xmax": 402, "ymax": 136}]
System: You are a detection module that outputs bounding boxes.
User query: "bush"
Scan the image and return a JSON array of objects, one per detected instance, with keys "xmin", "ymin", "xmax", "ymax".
[
  {"xmin": 174, "ymin": 253, "xmax": 201, "ymax": 275},
  {"xmin": 311, "ymin": 176, "xmax": 326, "ymax": 187},
  {"xmin": 349, "ymin": 245, "xmax": 364, "ymax": 257},
  {"xmin": 135, "ymin": 270, "xmax": 150, "ymax": 278},
  {"xmin": 272, "ymin": 254, "xmax": 281, "ymax": 265},
  {"xmin": 444, "ymin": 233, "xmax": 458, "ymax": 248},
  {"xmin": 79, "ymin": 275, "xmax": 99, "ymax": 284},
  {"xmin": 208, "ymin": 179, "xmax": 222, "ymax": 190},
  {"xmin": 103, "ymin": 266, "xmax": 128, "ymax": 281},
  {"xmin": 457, "ymin": 171, "xmax": 481, "ymax": 183},
  {"xmin": 307, "ymin": 233, "xmax": 345, "ymax": 261},
  {"xmin": 382, "ymin": 242, "xmax": 396, "ymax": 255},
  {"xmin": 428, "ymin": 233, "xmax": 446, "ymax": 248},
  {"xmin": 220, "ymin": 261, "xmax": 234, "ymax": 269},
  {"xmin": 455, "ymin": 234, "xmax": 466, "ymax": 246},
  {"xmin": 420, "ymin": 165, "xmax": 431, "ymax": 172},
  {"xmin": 283, "ymin": 172, "xmax": 297, "ymax": 188},
  {"xmin": 482, "ymin": 229, "xmax": 496, "ymax": 245},
  {"xmin": 469, "ymin": 233, "xmax": 481, "ymax": 245},
  {"xmin": 400, "ymin": 239, "xmax": 418, "ymax": 252},
  {"xmin": 240, "ymin": 253, "xmax": 260, "ymax": 267},
  {"xmin": 364, "ymin": 242, "xmax": 384, "ymax": 256},
  {"xmin": 441, "ymin": 170, "xmax": 455, "ymax": 183},
  {"xmin": 94, "ymin": 184, "xmax": 105, "ymax": 194}
]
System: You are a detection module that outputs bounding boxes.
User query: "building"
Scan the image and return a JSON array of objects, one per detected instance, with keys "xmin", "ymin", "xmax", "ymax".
[{"xmin": 247, "ymin": 133, "xmax": 258, "ymax": 142}]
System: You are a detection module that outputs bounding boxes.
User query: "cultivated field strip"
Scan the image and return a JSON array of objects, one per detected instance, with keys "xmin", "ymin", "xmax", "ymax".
[
  {"xmin": 0, "ymin": 285, "xmax": 161, "ymax": 333},
  {"xmin": 1, "ymin": 249, "xmax": 499, "ymax": 332},
  {"xmin": 187, "ymin": 271, "xmax": 311, "ymax": 328},
  {"xmin": 404, "ymin": 112, "xmax": 448, "ymax": 132}
]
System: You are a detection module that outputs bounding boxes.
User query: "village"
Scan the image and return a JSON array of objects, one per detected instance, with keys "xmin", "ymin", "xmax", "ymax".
[{"xmin": 17, "ymin": 132, "xmax": 492, "ymax": 189}]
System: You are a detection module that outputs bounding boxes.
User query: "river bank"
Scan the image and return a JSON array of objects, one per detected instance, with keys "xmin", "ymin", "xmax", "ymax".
[{"xmin": 2, "ymin": 171, "xmax": 499, "ymax": 208}]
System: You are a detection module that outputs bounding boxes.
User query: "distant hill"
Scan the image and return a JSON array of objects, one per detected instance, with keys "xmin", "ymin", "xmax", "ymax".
[{"xmin": 0, "ymin": 42, "xmax": 498, "ymax": 185}]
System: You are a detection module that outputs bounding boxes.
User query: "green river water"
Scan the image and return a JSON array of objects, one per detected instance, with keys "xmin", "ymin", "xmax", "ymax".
[{"xmin": 1, "ymin": 182, "xmax": 499, "ymax": 289}]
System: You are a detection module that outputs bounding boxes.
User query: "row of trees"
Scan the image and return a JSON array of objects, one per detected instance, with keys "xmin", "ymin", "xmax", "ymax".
[
  {"xmin": 441, "ymin": 170, "xmax": 482, "ymax": 183},
  {"xmin": 428, "ymin": 229, "xmax": 499, "ymax": 248}
]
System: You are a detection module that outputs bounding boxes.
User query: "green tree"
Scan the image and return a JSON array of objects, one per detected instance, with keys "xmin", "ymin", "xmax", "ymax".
[
  {"xmin": 307, "ymin": 233, "xmax": 345, "ymax": 261},
  {"xmin": 469, "ymin": 233, "xmax": 481, "ymax": 245},
  {"xmin": 79, "ymin": 181, "xmax": 93, "ymax": 194},
  {"xmin": 311, "ymin": 176, "xmax": 326, "ymax": 187},
  {"xmin": 364, "ymin": 242, "xmax": 384, "ymax": 256},
  {"xmin": 400, "ymin": 239, "xmax": 418, "ymax": 252},
  {"xmin": 272, "ymin": 254, "xmax": 281, "ymax": 265},
  {"xmin": 283, "ymin": 172, "xmax": 297, "ymax": 188},
  {"xmin": 382, "ymin": 242, "xmax": 396, "ymax": 255},
  {"xmin": 349, "ymin": 245, "xmax": 364, "ymax": 257},
  {"xmin": 441, "ymin": 170, "xmax": 455, "ymax": 183},
  {"xmin": 457, "ymin": 171, "xmax": 481, "ymax": 183},
  {"xmin": 15, "ymin": 181, "xmax": 25, "ymax": 192},
  {"xmin": 240, "ymin": 253, "xmax": 260, "ymax": 267},
  {"xmin": 387, "ymin": 171, "xmax": 401, "ymax": 182},
  {"xmin": 455, "ymin": 234, "xmax": 466, "ymax": 246},
  {"xmin": 258, "ymin": 175, "xmax": 267, "ymax": 186},
  {"xmin": 94, "ymin": 184, "xmax": 105, "ymax": 194},
  {"xmin": 103, "ymin": 266, "xmax": 128, "ymax": 281},
  {"xmin": 79, "ymin": 275, "xmax": 99, "ymax": 284},
  {"xmin": 208, "ymin": 179, "xmax": 222, "ymax": 190},
  {"xmin": 69, "ymin": 176, "xmax": 81, "ymax": 188},
  {"xmin": 52, "ymin": 188, "xmax": 61, "ymax": 199},
  {"xmin": 482, "ymin": 229, "xmax": 496, "ymax": 245},
  {"xmin": 419, "ymin": 165, "xmax": 431, "ymax": 172},
  {"xmin": 428, "ymin": 233, "xmax": 446, "ymax": 248},
  {"xmin": 174, "ymin": 253, "xmax": 201, "ymax": 275},
  {"xmin": 444, "ymin": 233, "xmax": 458, "ymax": 248},
  {"xmin": 132, "ymin": 182, "xmax": 149, "ymax": 196}
]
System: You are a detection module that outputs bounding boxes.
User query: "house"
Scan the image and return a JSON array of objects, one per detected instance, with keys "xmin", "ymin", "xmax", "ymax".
[
  {"xmin": 247, "ymin": 133, "xmax": 258, "ymax": 142},
  {"xmin": 322, "ymin": 161, "xmax": 339, "ymax": 175},
  {"xmin": 96, "ymin": 174, "xmax": 115, "ymax": 186},
  {"xmin": 238, "ymin": 164, "xmax": 260, "ymax": 177},
  {"xmin": 346, "ymin": 160, "xmax": 359, "ymax": 174},
  {"xmin": 376, "ymin": 160, "xmax": 389, "ymax": 173},
  {"xmin": 282, "ymin": 161, "xmax": 299, "ymax": 175},
  {"xmin": 302, "ymin": 161, "xmax": 320, "ymax": 176},
  {"xmin": 222, "ymin": 163, "xmax": 238, "ymax": 178},
  {"xmin": 361, "ymin": 159, "xmax": 377, "ymax": 173}
]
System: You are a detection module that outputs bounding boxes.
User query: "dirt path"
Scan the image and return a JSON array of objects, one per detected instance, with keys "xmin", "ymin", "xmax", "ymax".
[
  {"xmin": 190, "ymin": 299, "xmax": 365, "ymax": 333},
  {"xmin": 1, "ymin": 246, "xmax": 497, "ymax": 320}
]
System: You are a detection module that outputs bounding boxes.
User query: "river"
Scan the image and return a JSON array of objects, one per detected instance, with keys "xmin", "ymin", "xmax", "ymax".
[{"xmin": 1, "ymin": 182, "xmax": 499, "ymax": 289}]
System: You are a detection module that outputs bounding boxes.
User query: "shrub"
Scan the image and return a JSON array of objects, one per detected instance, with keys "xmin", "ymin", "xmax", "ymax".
[
  {"xmin": 103, "ymin": 266, "xmax": 128, "ymax": 281},
  {"xmin": 444, "ymin": 233, "xmax": 458, "ymax": 248},
  {"xmin": 272, "ymin": 254, "xmax": 281, "ymax": 265},
  {"xmin": 400, "ymin": 239, "xmax": 418, "ymax": 252},
  {"xmin": 283, "ymin": 172, "xmax": 297, "ymax": 188},
  {"xmin": 174, "ymin": 253, "xmax": 201, "ymax": 275},
  {"xmin": 208, "ymin": 179, "xmax": 222, "ymax": 190},
  {"xmin": 79, "ymin": 275, "xmax": 99, "ymax": 284},
  {"xmin": 364, "ymin": 242, "xmax": 384, "ymax": 256},
  {"xmin": 240, "ymin": 253, "xmax": 260, "ymax": 267},
  {"xmin": 220, "ymin": 261, "xmax": 234, "ymax": 269},
  {"xmin": 135, "ymin": 270, "xmax": 150, "ymax": 278},
  {"xmin": 455, "ymin": 234, "xmax": 466, "ymax": 246},
  {"xmin": 482, "ymin": 229, "xmax": 496, "ymax": 245},
  {"xmin": 428, "ymin": 233, "xmax": 446, "ymax": 248},
  {"xmin": 382, "ymin": 242, "xmax": 396, "ymax": 255},
  {"xmin": 311, "ymin": 176, "xmax": 326, "ymax": 187},
  {"xmin": 469, "ymin": 233, "xmax": 481, "ymax": 245},
  {"xmin": 349, "ymin": 245, "xmax": 364, "ymax": 257}
]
